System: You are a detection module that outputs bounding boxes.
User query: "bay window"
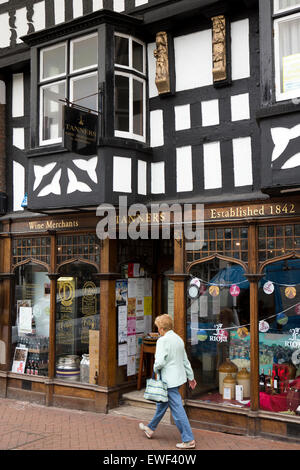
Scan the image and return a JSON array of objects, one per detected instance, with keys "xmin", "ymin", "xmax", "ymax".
[
  {"xmin": 274, "ymin": 1, "xmax": 300, "ymax": 101},
  {"xmin": 38, "ymin": 30, "xmax": 147, "ymax": 146},
  {"xmin": 114, "ymin": 33, "xmax": 146, "ymax": 142},
  {"xmin": 39, "ymin": 33, "xmax": 98, "ymax": 146}
]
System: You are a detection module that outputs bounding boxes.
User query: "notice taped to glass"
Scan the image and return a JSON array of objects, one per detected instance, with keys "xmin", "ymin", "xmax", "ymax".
[{"xmin": 63, "ymin": 106, "xmax": 98, "ymax": 156}]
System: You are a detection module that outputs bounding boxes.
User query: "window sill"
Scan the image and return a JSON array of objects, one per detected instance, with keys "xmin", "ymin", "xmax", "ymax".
[
  {"xmin": 26, "ymin": 137, "xmax": 152, "ymax": 158},
  {"xmin": 256, "ymin": 101, "xmax": 300, "ymax": 120}
]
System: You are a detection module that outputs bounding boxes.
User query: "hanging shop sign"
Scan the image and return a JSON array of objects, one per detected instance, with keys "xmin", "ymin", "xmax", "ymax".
[{"xmin": 63, "ymin": 106, "xmax": 98, "ymax": 156}]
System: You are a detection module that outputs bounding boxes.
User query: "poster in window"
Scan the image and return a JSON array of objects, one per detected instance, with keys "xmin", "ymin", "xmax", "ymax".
[
  {"xmin": 283, "ymin": 53, "xmax": 300, "ymax": 92},
  {"xmin": 11, "ymin": 347, "xmax": 28, "ymax": 374}
]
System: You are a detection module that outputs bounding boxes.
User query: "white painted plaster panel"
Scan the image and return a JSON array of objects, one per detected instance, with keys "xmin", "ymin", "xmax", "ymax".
[
  {"xmin": 73, "ymin": 0, "xmax": 83, "ymax": 18},
  {"xmin": 33, "ymin": 1, "xmax": 46, "ymax": 32},
  {"xmin": 93, "ymin": 0, "xmax": 103, "ymax": 11},
  {"xmin": 231, "ymin": 18, "xmax": 250, "ymax": 80},
  {"xmin": 203, "ymin": 142, "xmax": 222, "ymax": 190},
  {"xmin": 148, "ymin": 42, "xmax": 158, "ymax": 98},
  {"xmin": 0, "ymin": 13, "xmax": 10, "ymax": 48},
  {"xmin": 113, "ymin": 156, "xmax": 132, "ymax": 193},
  {"xmin": 114, "ymin": 0, "xmax": 125, "ymax": 12},
  {"xmin": 54, "ymin": 0, "xmax": 65, "ymax": 23},
  {"xmin": 138, "ymin": 160, "xmax": 147, "ymax": 195},
  {"xmin": 13, "ymin": 128, "xmax": 25, "ymax": 150},
  {"xmin": 176, "ymin": 146, "xmax": 193, "ymax": 192},
  {"xmin": 151, "ymin": 162, "xmax": 165, "ymax": 194},
  {"xmin": 232, "ymin": 137, "xmax": 253, "ymax": 186},
  {"xmin": 201, "ymin": 99, "xmax": 219, "ymax": 127},
  {"xmin": 174, "ymin": 29, "xmax": 213, "ymax": 92},
  {"xmin": 231, "ymin": 93, "xmax": 250, "ymax": 121},
  {"xmin": 150, "ymin": 109, "xmax": 164, "ymax": 148},
  {"xmin": 12, "ymin": 74, "xmax": 24, "ymax": 118},
  {"xmin": 13, "ymin": 161, "xmax": 25, "ymax": 211},
  {"xmin": 15, "ymin": 7, "xmax": 28, "ymax": 43},
  {"xmin": 175, "ymin": 104, "xmax": 191, "ymax": 131},
  {"xmin": 135, "ymin": 0, "xmax": 148, "ymax": 6}
]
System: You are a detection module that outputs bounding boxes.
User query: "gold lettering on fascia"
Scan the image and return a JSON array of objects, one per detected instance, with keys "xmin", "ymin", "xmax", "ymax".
[
  {"xmin": 28, "ymin": 220, "xmax": 79, "ymax": 230},
  {"xmin": 210, "ymin": 203, "xmax": 297, "ymax": 219}
]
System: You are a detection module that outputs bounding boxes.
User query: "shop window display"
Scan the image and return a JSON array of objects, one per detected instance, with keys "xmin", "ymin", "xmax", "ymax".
[
  {"xmin": 258, "ymin": 259, "xmax": 300, "ymax": 416},
  {"xmin": 12, "ymin": 263, "xmax": 50, "ymax": 376},
  {"xmin": 186, "ymin": 259, "xmax": 251, "ymax": 407},
  {"xmin": 55, "ymin": 262, "xmax": 100, "ymax": 384}
]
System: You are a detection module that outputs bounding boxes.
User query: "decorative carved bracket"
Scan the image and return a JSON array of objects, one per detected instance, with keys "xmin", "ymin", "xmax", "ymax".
[
  {"xmin": 211, "ymin": 15, "xmax": 227, "ymax": 83},
  {"xmin": 154, "ymin": 31, "xmax": 171, "ymax": 95}
]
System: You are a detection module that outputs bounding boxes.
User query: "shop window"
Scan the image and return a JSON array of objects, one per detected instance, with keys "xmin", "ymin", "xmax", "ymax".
[
  {"xmin": 186, "ymin": 259, "xmax": 250, "ymax": 406},
  {"xmin": 114, "ymin": 33, "xmax": 146, "ymax": 142},
  {"xmin": 12, "ymin": 263, "xmax": 50, "ymax": 377},
  {"xmin": 258, "ymin": 224, "xmax": 300, "ymax": 261},
  {"xmin": 185, "ymin": 226, "xmax": 248, "ymax": 265},
  {"xmin": 56, "ymin": 262, "xmax": 100, "ymax": 384},
  {"xmin": 12, "ymin": 237, "xmax": 51, "ymax": 266},
  {"xmin": 274, "ymin": 2, "xmax": 300, "ymax": 101},
  {"xmin": 258, "ymin": 258, "xmax": 300, "ymax": 416},
  {"xmin": 56, "ymin": 234, "xmax": 101, "ymax": 266},
  {"xmin": 39, "ymin": 33, "xmax": 98, "ymax": 146}
]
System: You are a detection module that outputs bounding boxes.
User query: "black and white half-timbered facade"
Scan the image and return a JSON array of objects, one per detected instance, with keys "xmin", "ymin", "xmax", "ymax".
[{"xmin": 0, "ymin": 0, "xmax": 300, "ymax": 442}]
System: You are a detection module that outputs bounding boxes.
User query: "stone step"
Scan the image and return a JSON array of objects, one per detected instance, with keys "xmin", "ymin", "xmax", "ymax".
[
  {"xmin": 109, "ymin": 388, "xmax": 172, "ymax": 424},
  {"xmin": 109, "ymin": 404, "xmax": 172, "ymax": 424}
]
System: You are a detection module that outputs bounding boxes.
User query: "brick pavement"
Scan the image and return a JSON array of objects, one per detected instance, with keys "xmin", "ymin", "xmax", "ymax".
[{"xmin": 0, "ymin": 397, "xmax": 299, "ymax": 451}]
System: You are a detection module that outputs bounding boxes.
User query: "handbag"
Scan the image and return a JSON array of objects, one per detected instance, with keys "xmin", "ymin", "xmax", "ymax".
[{"xmin": 144, "ymin": 372, "xmax": 168, "ymax": 403}]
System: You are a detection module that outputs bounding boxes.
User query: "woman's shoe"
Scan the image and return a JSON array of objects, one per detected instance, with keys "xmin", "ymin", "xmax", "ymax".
[
  {"xmin": 176, "ymin": 440, "xmax": 196, "ymax": 449},
  {"xmin": 139, "ymin": 422, "xmax": 154, "ymax": 439}
]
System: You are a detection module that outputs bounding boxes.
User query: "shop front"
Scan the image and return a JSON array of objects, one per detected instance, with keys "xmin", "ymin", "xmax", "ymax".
[
  {"xmin": 0, "ymin": 211, "xmax": 173, "ymax": 413},
  {"xmin": 0, "ymin": 196, "xmax": 300, "ymax": 441},
  {"xmin": 183, "ymin": 197, "xmax": 300, "ymax": 441}
]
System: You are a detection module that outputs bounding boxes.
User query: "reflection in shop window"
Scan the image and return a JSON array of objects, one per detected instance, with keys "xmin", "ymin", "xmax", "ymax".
[
  {"xmin": 12, "ymin": 263, "xmax": 50, "ymax": 376},
  {"xmin": 56, "ymin": 262, "xmax": 100, "ymax": 384},
  {"xmin": 186, "ymin": 259, "xmax": 250, "ymax": 406},
  {"xmin": 258, "ymin": 259, "xmax": 300, "ymax": 416}
]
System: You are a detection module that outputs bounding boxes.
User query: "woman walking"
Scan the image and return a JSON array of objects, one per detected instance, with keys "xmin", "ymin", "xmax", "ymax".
[{"xmin": 139, "ymin": 314, "xmax": 197, "ymax": 449}]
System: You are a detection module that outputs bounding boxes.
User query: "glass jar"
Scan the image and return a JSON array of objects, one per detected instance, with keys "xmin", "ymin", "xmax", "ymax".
[{"xmin": 80, "ymin": 354, "xmax": 90, "ymax": 383}]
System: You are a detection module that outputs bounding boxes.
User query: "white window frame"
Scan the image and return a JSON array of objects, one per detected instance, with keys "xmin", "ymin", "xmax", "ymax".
[
  {"xmin": 40, "ymin": 41, "xmax": 67, "ymax": 82},
  {"xmin": 70, "ymin": 32, "xmax": 98, "ymax": 74},
  {"xmin": 69, "ymin": 71, "xmax": 99, "ymax": 112},
  {"xmin": 274, "ymin": 0, "xmax": 300, "ymax": 14},
  {"xmin": 39, "ymin": 80, "xmax": 66, "ymax": 146},
  {"xmin": 39, "ymin": 33, "xmax": 98, "ymax": 146},
  {"xmin": 114, "ymin": 33, "xmax": 146, "ymax": 75},
  {"xmin": 274, "ymin": 10, "xmax": 300, "ymax": 101},
  {"xmin": 114, "ymin": 71, "xmax": 146, "ymax": 143}
]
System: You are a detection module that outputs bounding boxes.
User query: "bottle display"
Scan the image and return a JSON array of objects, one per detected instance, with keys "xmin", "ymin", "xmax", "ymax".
[
  {"xmin": 273, "ymin": 367, "xmax": 280, "ymax": 394},
  {"xmin": 265, "ymin": 368, "xmax": 272, "ymax": 394},
  {"xmin": 259, "ymin": 369, "xmax": 266, "ymax": 393}
]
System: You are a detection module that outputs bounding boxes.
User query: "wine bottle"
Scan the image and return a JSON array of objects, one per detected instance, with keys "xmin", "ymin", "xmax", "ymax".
[
  {"xmin": 259, "ymin": 369, "xmax": 266, "ymax": 392},
  {"xmin": 265, "ymin": 368, "xmax": 272, "ymax": 394},
  {"xmin": 273, "ymin": 367, "xmax": 280, "ymax": 394}
]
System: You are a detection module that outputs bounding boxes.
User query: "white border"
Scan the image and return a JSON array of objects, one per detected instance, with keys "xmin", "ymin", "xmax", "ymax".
[
  {"xmin": 274, "ymin": 11, "xmax": 300, "ymax": 101},
  {"xmin": 70, "ymin": 32, "xmax": 98, "ymax": 74},
  {"xmin": 114, "ymin": 71, "xmax": 146, "ymax": 143},
  {"xmin": 39, "ymin": 80, "xmax": 66, "ymax": 146},
  {"xmin": 274, "ymin": 0, "xmax": 300, "ymax": 14},
  {"xmin": 40, "ymin": 42, "xmax": 67, "ymax": 82},
  {"xmin": 114, "ymin": 32, "xmax": 146, "ymax": 75},
  {"xmin": 69, "ymin": 71, "xmax": 98, "ymax": 111}
]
